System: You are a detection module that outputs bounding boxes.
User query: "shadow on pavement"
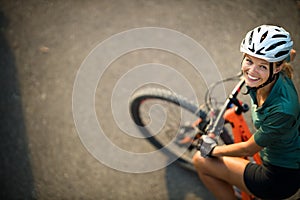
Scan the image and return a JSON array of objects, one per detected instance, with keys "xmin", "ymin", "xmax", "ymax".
[
  {"xmin": 0, "ymin": 10, "xmax": 35, "ymax": 199},
  {"xmin": 165, "ymin": 162, "xmax": 215, "ymax": 200}
]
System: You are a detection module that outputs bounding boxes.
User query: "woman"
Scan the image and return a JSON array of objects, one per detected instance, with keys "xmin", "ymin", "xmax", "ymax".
[{"xmin": 193, "ymin": 25, "xmax": 300, "ymax": 200}]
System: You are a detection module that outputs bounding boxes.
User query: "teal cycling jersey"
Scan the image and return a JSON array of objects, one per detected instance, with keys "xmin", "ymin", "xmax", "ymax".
[{"xmin": 249, "ymin": 73, "xmax": 300, "ymax": 169}]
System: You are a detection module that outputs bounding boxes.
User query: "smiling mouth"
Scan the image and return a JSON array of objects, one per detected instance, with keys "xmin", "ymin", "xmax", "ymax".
[{"xmin": 247, "ymin": 73, "xmax": 260, "ymax": 81}]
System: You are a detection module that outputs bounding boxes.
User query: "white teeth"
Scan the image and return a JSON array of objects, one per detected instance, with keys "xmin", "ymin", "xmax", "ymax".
[{"xmin": 248, "ymin": 74, "xmax": 259, "ymax": 81}]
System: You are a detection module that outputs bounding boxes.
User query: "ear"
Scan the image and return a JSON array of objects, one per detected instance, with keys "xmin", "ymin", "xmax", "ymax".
[
  {"xmin": 273, "ymin": 62, "xmax": 284, "ymax": 74},
  {"xmin": 290, "ymin": 49, "xmax": 296, "ymax": 62}
]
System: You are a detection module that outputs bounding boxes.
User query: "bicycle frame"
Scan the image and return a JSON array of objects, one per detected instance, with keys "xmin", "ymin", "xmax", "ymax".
[
  {"xmin": 210, "ymin": 78, "xmax": 262, "ymax": 163},
  {"xmin": 223, "ymin": 106, "xmax": 262, "ymax": 164},
  {"xmin": 206, "ymin": 78, "xmax": 262, "ymax": 200}
]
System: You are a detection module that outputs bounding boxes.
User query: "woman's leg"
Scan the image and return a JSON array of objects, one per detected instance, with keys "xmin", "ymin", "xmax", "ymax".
[{"xmin": 192, "ymin": 151, "xmax": 252, "ymax": 200}]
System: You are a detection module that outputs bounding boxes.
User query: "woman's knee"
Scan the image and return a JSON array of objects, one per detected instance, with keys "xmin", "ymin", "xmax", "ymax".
[{"xmin": 193, "ymin": 151, "xmax": 205, "ymax": 169}]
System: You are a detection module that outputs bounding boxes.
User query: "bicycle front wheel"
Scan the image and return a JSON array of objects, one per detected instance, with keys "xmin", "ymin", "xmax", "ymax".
[{"xmin": 130, "ymin": 87, "xmax": 206, "ymax": 169}]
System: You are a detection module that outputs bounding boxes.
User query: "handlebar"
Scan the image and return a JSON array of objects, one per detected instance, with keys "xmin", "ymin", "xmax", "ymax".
[{"xmin": 206, "ymin": 78, "xmax": 246, "ymax": 136}]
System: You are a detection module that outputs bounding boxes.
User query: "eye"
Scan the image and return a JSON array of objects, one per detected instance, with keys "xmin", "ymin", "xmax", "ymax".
[
  {"xmin": 245, "ymin": 58, "xmax": 253, "ymax": 64},
  {"xmin": 259, "ymin": 65, "xmax": 268, "ymax": 70}
]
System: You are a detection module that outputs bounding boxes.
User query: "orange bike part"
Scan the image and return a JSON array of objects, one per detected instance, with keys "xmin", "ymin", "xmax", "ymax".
[
  {"xmin": 223, "ymin": 106, "xmax": 261, "ymax": 200},
  {"xmin": 223, "ymin": 106, "xmax": 262, "ymax": 164}
]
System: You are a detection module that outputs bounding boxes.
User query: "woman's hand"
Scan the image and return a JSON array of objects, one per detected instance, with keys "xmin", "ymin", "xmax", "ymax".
[{"xmin": 197, "ymin": 135, "xmax": 217, "ymax": 158}]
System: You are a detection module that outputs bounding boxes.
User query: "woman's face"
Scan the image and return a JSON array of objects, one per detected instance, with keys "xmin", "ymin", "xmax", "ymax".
[{"xmin": 241, "ymin": 55, "xmax": 270, "ymax": 88}]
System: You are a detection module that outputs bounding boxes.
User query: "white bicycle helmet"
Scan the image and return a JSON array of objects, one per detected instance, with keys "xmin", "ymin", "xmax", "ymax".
[{"xmin": 240, "ymin": 25, "xmax": 293, "ymax": 62}]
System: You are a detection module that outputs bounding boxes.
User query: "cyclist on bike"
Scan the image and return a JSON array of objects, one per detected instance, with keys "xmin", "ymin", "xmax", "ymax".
[{"xmin": 193, "ymin": 25, "xmax": 300, "ymax": 199}]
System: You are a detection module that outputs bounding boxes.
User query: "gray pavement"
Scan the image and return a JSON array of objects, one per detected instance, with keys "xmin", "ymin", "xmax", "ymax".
[{"xmin": 0, "ymin": 0, "xmax": 299, "ymax": 199}]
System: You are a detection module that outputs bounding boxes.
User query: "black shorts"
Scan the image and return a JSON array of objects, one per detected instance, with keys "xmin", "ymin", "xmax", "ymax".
[{"xmin": 244, "ymin": 162, "xmax": 300, "ymax": 199}]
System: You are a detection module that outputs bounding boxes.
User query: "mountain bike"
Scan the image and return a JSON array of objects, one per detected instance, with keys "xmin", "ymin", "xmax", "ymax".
[{"xmin": 129, "ymin": 73, "xmax": 261, "ymax": 200}]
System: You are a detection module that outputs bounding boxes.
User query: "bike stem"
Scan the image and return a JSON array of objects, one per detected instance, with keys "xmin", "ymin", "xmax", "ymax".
[{"xmin": 207, "ymin": 78, "xmax": 246, "ymax": 136}]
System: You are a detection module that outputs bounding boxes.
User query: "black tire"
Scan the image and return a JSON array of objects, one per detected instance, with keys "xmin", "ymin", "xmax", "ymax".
[{"xmin": 130, "ymin": 87, "xmax": 231, "ymax": 170}]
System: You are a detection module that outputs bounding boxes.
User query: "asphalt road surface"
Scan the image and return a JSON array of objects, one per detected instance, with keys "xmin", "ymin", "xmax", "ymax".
[{"xmin": 1, "ymin": 0, "xmax": 299, "ymax": 199}]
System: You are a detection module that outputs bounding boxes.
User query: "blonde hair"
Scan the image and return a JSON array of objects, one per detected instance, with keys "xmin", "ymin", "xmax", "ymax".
[{"xmin": 277, "ymin": 61, "xmax": 294, "ymax": 79}]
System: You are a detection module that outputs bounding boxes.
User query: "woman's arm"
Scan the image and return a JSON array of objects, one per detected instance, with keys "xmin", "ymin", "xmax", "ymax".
[{"xmin": 211, "ymin": 135, "xmax": 263, "ymax": 157}]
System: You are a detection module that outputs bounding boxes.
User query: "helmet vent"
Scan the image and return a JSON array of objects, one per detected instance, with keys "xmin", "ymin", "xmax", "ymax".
[
  {"xmin": 249, "ymin": 31, "xmax": 254, "ymax": 45},
  {"xmin": 266, "ymin": 41, "xmax": 287, "ymax": 51},
  {"xmin": 248, "ymin": 43, "xmax": 255, "ymax": 52},
  {"xmin": 275, "ymin": 50, "xmax": 289, "ymax": 58},
  {"xmin": 256, "ymin": 47, "xmax": 265, "ymax": 55},
  {"xmin": 257, "ymin": 27, "xmax": 261, "ymax": 33},
  {"xmin": 260, "ymin": 31, "xmax": 268, "ymax": 43},
  {"xmin": 272, "ymin": 34, "xmax": 287, "ymax": 38}
]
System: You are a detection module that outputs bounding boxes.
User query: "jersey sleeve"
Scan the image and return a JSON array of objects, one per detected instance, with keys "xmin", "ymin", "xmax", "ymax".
[{"xmin": 253, "ymin": 112, "xmax": 297, "ymax": 147}]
